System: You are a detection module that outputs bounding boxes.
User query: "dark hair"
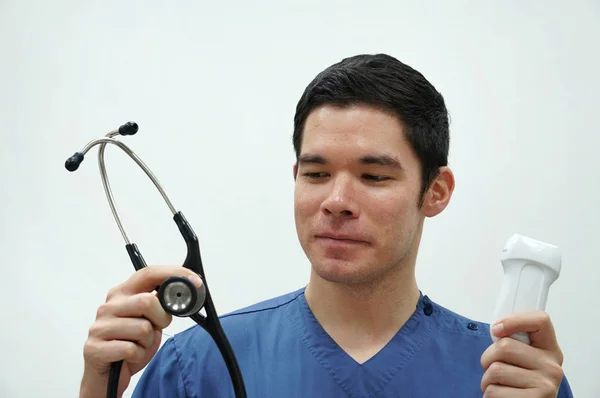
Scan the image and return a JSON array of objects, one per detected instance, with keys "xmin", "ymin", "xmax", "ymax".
[{"xmin": 292, "ymin": 53, "xmax": 450, "ymax": 205}]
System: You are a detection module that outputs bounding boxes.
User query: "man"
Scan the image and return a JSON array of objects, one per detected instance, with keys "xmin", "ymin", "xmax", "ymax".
[{"xmin": 80, "ymin": 54, "xmax": 573, "ymax": 397}]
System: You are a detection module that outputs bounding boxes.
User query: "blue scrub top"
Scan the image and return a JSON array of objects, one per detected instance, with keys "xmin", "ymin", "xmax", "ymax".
[{"xmin": 133, "ymin": 288, "xmax": 573, "ymax": 397}]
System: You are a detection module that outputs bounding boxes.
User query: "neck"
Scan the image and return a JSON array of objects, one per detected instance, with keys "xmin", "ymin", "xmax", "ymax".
[{"xmin": 304, "ymin": 260, "xmax": 421, "ymax": 363}]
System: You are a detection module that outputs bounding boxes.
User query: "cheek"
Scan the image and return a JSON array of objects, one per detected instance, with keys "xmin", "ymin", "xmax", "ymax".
[
  {"xmin": 294, "ymin": 187, "xmax": 318, "ymax": 224},
  {"xmin": 369, "ymin": 195, "xmax": 416, "ymax": 237},
  {"xmin": 374, "ymin": 200, "xmax": 402, "ymax": 229}
]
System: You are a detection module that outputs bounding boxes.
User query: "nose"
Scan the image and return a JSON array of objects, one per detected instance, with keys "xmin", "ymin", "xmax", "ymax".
[{"xmin": 320, "ymin": 175, "xmax": 360, "ymax": 218}]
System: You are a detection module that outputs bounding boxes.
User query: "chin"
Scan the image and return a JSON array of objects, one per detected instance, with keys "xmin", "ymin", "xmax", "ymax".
[{"xmin": 310, "ymin": 257, "xmax": 380, "ymax": 285}]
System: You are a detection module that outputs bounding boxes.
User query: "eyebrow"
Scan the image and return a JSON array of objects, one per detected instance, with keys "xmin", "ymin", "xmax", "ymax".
[{"xmin": 298, "ymin": 153, "xmax": 403, "ymax": 169}]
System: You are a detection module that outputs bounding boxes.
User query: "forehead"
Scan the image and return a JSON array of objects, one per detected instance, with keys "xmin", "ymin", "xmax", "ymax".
[{"xmin": 300, "ymin": 104, "xmax": 411, "ymax": 158}]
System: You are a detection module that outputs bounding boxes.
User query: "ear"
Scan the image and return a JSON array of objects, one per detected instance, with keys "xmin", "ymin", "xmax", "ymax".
[
  {"xmin": 421, "ymin": 167, "xmax": 455, "ymax": 217},
  {"xmin": 293, "ymin": 163, "xmax": 298, "ymax": 181}
]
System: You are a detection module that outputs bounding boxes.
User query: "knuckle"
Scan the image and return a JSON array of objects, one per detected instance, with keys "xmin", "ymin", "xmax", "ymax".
[
  {"xmin": 555, "ymin": 348, "xmax": 565, "ymax": 366},
  {"xmin": 548, "ymin": 361, "xmax": 564, "ymax": 382},
  {"xmin": 157, "ymin": 313, "xmax": 173, "ymax": 330},
  {"xmin": 105, "ymin": 285, "xmax": 121, "ymax": 301},
  {"xmin": 496, "ymin": 337, "xmax": 514, "ymax": 353},
  {"xmin": 540, "ymin": 378, "xmax": 558, "ymax": 396},
  {"xmin": 479, "ymin": 346, "xmax": 493, "ymax": 369},
  {"xmin": 95, "ymin": 303, "xmax": 111, "ymax": 319},
  {"xmin": 138, "ymin": 320, "xmax": 154, "ymax": 337},
  {"xmin": 83, "ymin": 339, "xmax": 100, "ymax": 361},
  {"xmin": 487, "ymin": 362, "xmax": 504, "ymax": 383},
  {"xmin": 537, "ymin": 311, "xmax": 551, "ymax": 327},
  {"xmin": 483, "ymin": 384, "xmax": 500, "ymax": 398},
  {"xmin": 122, "ymin": 342, "xmax": 139, "ymax": 360},
  {"xmin": 88, "ymin": 320, "xmax": 104, "ymax": 337},
  {"xmin": 136, "ymin": 292, "xmax": 156, "ymax": 313},
  {"xmin": 142, "ymin": 265, "xmax": 160, "ymax": 280},
  {"xmin": 142, "ymin": 327, "xmax": 157, "ymax": 347}
]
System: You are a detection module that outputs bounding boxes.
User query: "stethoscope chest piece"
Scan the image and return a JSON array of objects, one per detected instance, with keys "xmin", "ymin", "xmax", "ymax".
[
  {"xmin": 158, "ymin": 276, "xmax": 207, "ymax": 317},
  {"xmin": 65, "ymin": 121, "xmax": 247, "ymax": 398}
]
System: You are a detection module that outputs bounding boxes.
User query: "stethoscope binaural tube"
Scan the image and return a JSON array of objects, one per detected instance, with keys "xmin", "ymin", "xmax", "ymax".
[{"xmin": 65, "ymin": 122, "xmax": 247, "ymax": 398}]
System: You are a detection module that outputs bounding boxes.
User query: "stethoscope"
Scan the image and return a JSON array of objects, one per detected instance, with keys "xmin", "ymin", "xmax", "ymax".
[{"xmin": 64, "ymin": 122, "xmax": 247, "ymax": 398}]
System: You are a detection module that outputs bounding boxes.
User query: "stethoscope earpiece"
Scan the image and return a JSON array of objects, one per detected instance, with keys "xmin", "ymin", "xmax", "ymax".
[{"xmin": 65, "ymin": 122, "xmax": 247, "ymax": 398}]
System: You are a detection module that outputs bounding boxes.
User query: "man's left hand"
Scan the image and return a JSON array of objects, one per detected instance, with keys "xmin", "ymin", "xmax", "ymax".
[{"xmin": 480, "ymin": 310, "xmax": 564, "ymax": 397}]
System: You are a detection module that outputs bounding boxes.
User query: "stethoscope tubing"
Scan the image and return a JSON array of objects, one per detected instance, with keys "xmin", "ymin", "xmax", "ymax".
[{"xmin": 65, "ymin": 122, "xmax": 247, "ymax": 398}]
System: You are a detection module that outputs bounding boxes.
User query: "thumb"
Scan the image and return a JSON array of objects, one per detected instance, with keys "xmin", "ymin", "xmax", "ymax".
[{"xmin": 124, "ymin": 265, "xmax": 204, "ymax": 295}]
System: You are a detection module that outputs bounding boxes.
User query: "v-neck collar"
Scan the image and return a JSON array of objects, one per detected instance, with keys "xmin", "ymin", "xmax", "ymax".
[{"xmin": 285, "ymin": 289, "xmax": 435, "ymax": 397}]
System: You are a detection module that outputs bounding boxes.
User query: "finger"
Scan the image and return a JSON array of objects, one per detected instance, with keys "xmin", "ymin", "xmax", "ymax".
[
  {"xmin": 491, "ymin": 311, "xmax": 561, "ymax": 356},
  {"xmin": 483, "ymin": 383, "xmax": 530, "ymax": 398},
  {"xmin": 84, "ymin": 338, "xmax": 147, "ymax": 366},
  {"xmin": 481, "ymin": 337, "xmax": 545, "ymax": 371},
  {"xmin": 100, "ymin": 292, "xmax": 173, "ymax": 330},
  {"xmin": 481, "ymin": 361, "xmax": 540, "ymax": 391},
  {"xmin": 89, "ymin": 317, "xmax": 157, "ymax": 349},
  {"xmin": 109, "ymin": 265, "xmax": 204, "ymax": 297}
]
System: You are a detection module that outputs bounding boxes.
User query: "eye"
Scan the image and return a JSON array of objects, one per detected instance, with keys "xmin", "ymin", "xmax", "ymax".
[
  {"xmin": 303, "ymin": 172, "xmax": 329, "ymax": 179},
  {"xmin": 362, "ymin": 174, "xmax": 390, "ymax": 182}
]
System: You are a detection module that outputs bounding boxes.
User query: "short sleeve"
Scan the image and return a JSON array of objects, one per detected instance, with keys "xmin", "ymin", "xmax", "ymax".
[{"xmin": 131, "ymin": 338, "xmax": 187, "ymax": 398}]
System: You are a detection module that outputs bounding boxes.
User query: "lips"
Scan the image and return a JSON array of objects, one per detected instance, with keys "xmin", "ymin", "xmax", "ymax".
[{"xmin": 315, "ymin": 233, "xmax": 370, "ymax": 244}]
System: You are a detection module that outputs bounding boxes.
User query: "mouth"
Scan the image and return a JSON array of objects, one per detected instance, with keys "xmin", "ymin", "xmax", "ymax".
[{"xmin": 315, "ymin": 234, "xmax": 370, "ymax": 245}]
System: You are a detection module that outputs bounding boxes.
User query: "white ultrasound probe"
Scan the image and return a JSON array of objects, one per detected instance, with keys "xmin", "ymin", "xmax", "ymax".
[{"xmin": 491, "ymin": 233, "xmax": 562, "ymax": 344}]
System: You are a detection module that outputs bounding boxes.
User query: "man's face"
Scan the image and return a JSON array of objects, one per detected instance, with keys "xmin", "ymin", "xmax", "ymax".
[{"xmin": 293, "ymin": 104, "xmax": 440, "ymax": 285}]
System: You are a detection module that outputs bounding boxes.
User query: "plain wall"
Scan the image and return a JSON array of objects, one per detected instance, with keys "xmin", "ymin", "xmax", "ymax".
[{"xmin": 1, "ymin": 0, "xmax": 598, "ymax": 396}]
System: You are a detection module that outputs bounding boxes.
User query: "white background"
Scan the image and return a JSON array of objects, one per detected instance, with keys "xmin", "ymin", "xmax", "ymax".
[{"xmin": 1, "ymin": 1, "xmax": 598, "ymax": 396}]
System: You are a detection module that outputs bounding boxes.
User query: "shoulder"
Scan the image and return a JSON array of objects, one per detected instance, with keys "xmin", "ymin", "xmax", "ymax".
[
  {"xmin": 426, "ymin": 295, "xmax": 492, "ymax": 339},
  {"xmin": 414, "ymin": 295, "xmax": 493, "ymax": 369},
  {"xmin": 132, "ymin": 289, "xmax": 307, "ymax": 397},
  {"xmin": 423, "ymin": 296, "xmax": 573, "ymax": 398},
  {"xmin": 221, "ymin": 287, "xmax": 306, "ymax": 319},
  {"xmin": 173, "ymin": 287, "xmax": 305, "ymax": 346}
]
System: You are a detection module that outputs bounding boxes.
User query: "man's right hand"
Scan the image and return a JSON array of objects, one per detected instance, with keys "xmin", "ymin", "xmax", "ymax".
[{"xmin": 79, "ymin": 265, "xmax": 204, "ymax": 398}]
